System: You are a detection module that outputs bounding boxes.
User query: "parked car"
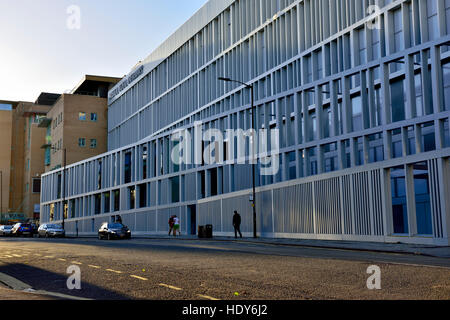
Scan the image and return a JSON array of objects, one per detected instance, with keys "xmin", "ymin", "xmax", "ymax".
[
  {"xmin": 0, "ymin": 225, "xmax": 13, "ymax": 236},
  {"xmin": 38, "ymin": 224, "xmax": 65, "ymax": 238},
  {"xmin": 98, "ymin": 222, "xmax": 131, "ymax": 240},
  {"xmin": 11, "ymin": 223, "xmax": 33, "ymax": 237}
]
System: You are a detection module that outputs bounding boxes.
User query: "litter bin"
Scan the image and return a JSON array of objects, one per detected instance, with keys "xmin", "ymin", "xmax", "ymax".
[
  {"xmin": 205, "ymin": 224, "xmax": 213, "ymax": 238},
  {"xmin": 198, "ymin": 225, "xmax": 206, "ymax": 238}
]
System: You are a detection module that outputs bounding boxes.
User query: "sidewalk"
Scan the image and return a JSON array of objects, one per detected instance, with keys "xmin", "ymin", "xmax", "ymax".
[
  {"xmin": 0, "ymin": 272, "xmax": 89, "ymax": 300},
  {"xmin": 0, "ymin": 284, "xmax": 54, "ymax": 300},
  {"xmin": 129, "ymin": 234, "xmax": 450, "ymax": 259}
]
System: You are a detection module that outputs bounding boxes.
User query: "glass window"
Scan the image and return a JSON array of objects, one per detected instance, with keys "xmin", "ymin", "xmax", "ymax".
[
  {"xmin": 391, "ymin": 166, "xmax": 409, "ymax": 234},
  {"xmin": 170, "ymin": 176, "xmax": 180, "ymax": 203},
  {"xmin": 391, "ymin": 129, "xmax": 403, "ymax": 158},
  {"xmin": 414, "ymin": 74, "xmax": 424, "ymax": 117},
  {"xmin": 390, "ymin": 78, "xmax": 406, "ymax": 122},
  {"xmin": 308, "ymin": 147, "xmax": 317, "ymax": 176},
  {"xmin": 138, "ymin": 184, "xmax": 147, "ymax": 208},
  {"xmin": 32, "ymin": 178, "xmax": 41, "ymax": 193},
  {"xmin": 427, "ymin": 0, "xmax": 439, "ymax": 41},
  {"xmin": 97, "ymin": 160, "xmax": 102, "ymax": 190},
  {"xmin": 79, "ymin": 112, "xmax": 86, "ymax": 121},
  {"xmin": 356, "ymin": 137, "xmax": 364, "ymax": 166},
  {"xmin": 374, "ymin": 87, "xmax": 383, "ymax": 126},
  {"xmin": 128, "ymin": 187, "xmax": 135, "ymax": 210},
  {"xmin": 91, "ymin": 113, "xmax": 98, "ymax": 122},
  {"xmin": 368, "ymin": 133, "xmax": 384, "ymax": 163},
  {"xmin": 406, "ymin": 126, "xmax": 416, "ymax": 155},
  {"xmin": 142, "ymin": 146, "xmax": 148, "ymax": 180},
  {"xmin": 351, "ymin": 95, "xmax": 363, "ymax": 132},
  {"xmin": 90, "ymin": 139, "xmax": 97, "ymax": 149},
  {"xmin": 104, "ymin": 193, "xmax": 110, "ymax": 214},
  {"xmin": 442, "ymin": 62, "xmax": 450, "ymax": 111},
  {"xmin": 444, "ymin": 118, "xmax": 450, "ymax": 148},
  {"xmin": 323, "ymin": 143, "xmax": 338, "ymax": 172},
  {"xmin": 94, "ymin": 194, "xmax": 101, "ymax": 215},
  {"xmin": 45, "ymin": 147, "xmax": 51, "ymax": 166},
  {"xmin": 113, "ymin": 190, "xmax": 120, "ymax": 212},
  {"xmin": 343, "ymin": 140, "xmax": 351, "ymax": 169},
  {"xmin": 393, "ymin": 9, "xmax": 404, "ymax": 53},
  {"xmin": 287, "ymin": 151, "xmax": 296, "ymax": 179},
  {"xmin": 421, "ymin": 122, "xmax": 436, "ymax": 152},
  {"xmin": 78, "ymin": 138, "xmax": 86, "ymax": 147},
  {"xmin": 413, "ymin": 162, "xmax": 433, "ymax": 235},
  {"xmin": 124, "ymin": 152, "xmax": 132, "ymax": 184}
]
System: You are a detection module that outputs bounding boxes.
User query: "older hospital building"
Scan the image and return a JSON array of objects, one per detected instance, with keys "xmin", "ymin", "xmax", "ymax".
[{"xmin": 41, "ymin": 0, "xmax": 450, "ymax": 245}]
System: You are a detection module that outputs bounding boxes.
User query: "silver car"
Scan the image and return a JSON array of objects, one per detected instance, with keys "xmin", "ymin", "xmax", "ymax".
[
  {"xmin": 0, "ymin": 225, "xmax": 13, "ymax": 236},
  {"xmin": 38, "ymin": 224, "xmax": 65, "ymax": 238}
]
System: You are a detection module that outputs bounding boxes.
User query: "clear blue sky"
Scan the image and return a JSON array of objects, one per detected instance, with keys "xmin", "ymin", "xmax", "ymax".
[{"xmin": 0, "ymin": 0, "xmax": 208, "ymax": 102}]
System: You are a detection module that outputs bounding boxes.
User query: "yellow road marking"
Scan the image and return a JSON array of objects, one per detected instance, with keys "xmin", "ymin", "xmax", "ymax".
[
  {"xmin": 88, "ymin": 265, "xmax": 101, "ymax": 269},
  {"xmin": 130, "ymin": 275, "xmax": 148, "ymax": 281},
  {"xmin": 44, "ymin": 256, "xmax": 54, "ymax": 258},
  {"xmin": 71, "ymin": 261, "xmax": 82, "ymax": 265},
  {"xmin": 34, "ymin": 254, "xmax": 42, "ymax": 256},
  {"xmin": 12, "ymin": 254, "xmax": 22, "ymax": 257},
  {"xmin": 106, "ymin": 269, "xmax": 122, "ymax": 274},
  {"xmin": 159, "ymin": 283, "xmax": 182, "ymax": 291},
  {"xmin": 58, "ymin": 258, "xmax": 67, "ymax": 262},
  {"xmin": 197, "ymin": 294, "xmax": 220, "ymax": 301}
]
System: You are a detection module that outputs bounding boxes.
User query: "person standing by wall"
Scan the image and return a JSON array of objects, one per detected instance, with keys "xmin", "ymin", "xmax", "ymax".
[
  {"xmin": 173, "ymin": 215, "xmax": 180, "ymax": 236},
  {"xmin": 233, "ymin": 210, "xmax": 242, "ymax": 238},
  {"xmin": 168, "ymin": 215, "xmax": 175, "ymax": 236}
]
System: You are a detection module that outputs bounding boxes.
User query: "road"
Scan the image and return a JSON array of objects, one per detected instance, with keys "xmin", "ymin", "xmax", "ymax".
[{"xmin": 0, "ymin": 237, "xmax": 449, "ymax": 300}]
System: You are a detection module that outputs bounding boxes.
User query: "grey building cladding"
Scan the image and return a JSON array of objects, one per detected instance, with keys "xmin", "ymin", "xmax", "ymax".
[{"xmin": 41, "ymin": 0, "xmax": 450, "ymax": 245}]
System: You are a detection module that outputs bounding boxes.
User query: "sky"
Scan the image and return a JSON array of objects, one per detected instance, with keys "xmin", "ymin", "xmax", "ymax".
[{"xmin": 0, "ymin": 0, "xmax": 208, "ymax": 102}]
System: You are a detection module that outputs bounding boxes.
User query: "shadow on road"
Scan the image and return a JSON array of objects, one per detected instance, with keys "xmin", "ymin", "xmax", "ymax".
[{"xmin": 0, "ymin": 263, "xmax": 129, "ymax": 300}]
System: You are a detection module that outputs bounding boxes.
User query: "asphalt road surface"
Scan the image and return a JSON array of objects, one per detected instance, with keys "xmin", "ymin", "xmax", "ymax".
[{"xmin": 0, "ymin": 237, "xmax": 449, "ymax": 300}]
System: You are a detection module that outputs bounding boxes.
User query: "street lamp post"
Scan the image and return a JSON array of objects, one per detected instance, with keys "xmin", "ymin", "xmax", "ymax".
[
  {"xmin": 51, "ymin": 147, "xmax": 66, "ymax": 230},
  {"xmin": 218, "ymin": 77, "xmax": 257, "ymax": 238}
]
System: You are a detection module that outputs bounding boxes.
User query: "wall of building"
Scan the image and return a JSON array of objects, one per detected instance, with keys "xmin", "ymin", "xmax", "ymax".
[
  {"xmin": 46, "ymin": 94, "xmax": 108, "ymax": 172},
  {"xmin": 41, "ymin": 0, "xmax": 450, "ymax": 245},
  {"xmin": 22, "ymin": 118, "xmax": 47, "ymax": 219},
  {"xmin": 9, "ymin": 107, "xmax": 25, "ymax": 214},
  {"xmin": 0, "ymin": 110, "xmax": 12, "ymax": 214}
]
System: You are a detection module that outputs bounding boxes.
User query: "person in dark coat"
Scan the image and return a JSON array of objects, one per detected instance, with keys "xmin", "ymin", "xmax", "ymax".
[
  {"xmin": 168, "ymin": 215, "xmax": 175, "ymax": 236},
  {"xmin": 232, "ymin": 210, "xmax": 242, "ymax": 238}
]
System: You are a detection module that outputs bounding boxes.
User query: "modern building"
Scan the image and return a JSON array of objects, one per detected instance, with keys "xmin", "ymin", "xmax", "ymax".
[
  {"xmin": 39, "ymin": 75, "xmax": 121, "ymax": 172},
  {"xmin": 41, "ymin": 0, "xmax": 450, "ymax": 245}
]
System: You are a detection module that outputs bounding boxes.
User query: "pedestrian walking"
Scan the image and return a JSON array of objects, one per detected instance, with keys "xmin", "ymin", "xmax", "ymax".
[
  {"xmin": 233, "ymin": 210, "xmax": 242, "ymax": 238},
  {"xmin": 173, "ymin": 215, "xmax": 180, "ymax": 236},
  {"xmin": 168, "ymin": 215, "xmax": 175, "ymax": 236}
]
